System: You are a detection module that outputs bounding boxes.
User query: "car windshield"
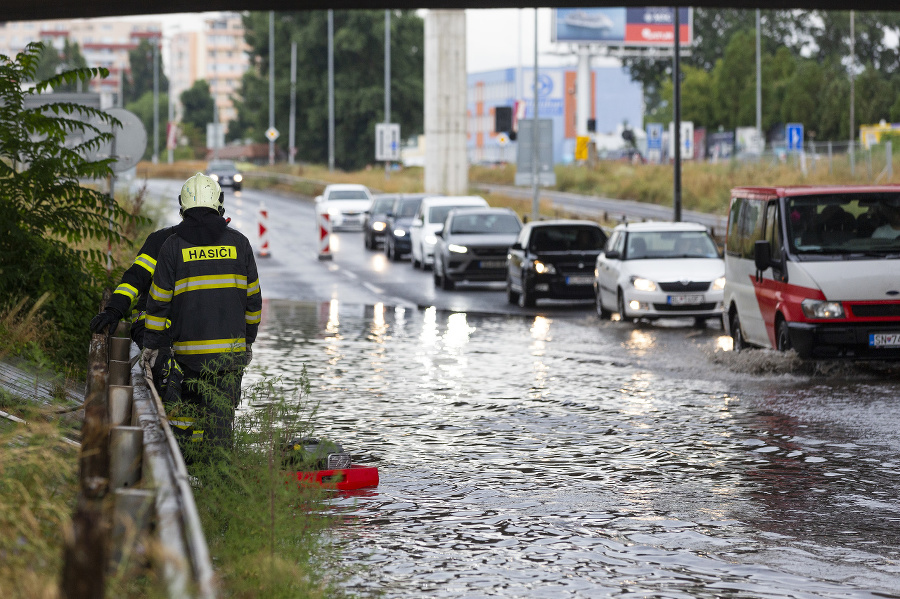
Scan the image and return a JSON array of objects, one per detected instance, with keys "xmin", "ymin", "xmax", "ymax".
[
  {"xmin": 328, "ymin": 190, "xmax": 369, "ymax": 200},
  {"xmin": 449, "ymin": 213, "xmax": 521, "ymax": 235},
  {"xmin": 371, "ymin": 197, "xmax": 395, "ymax": 213},
  {"xmin": 397, "ymin": 199, "xmax": 422, "ymax": 217},
  {"xmin": 429, "ymin": 205, "xmax": 476, "ymax": 223},
  {"xmin": 787, "ymin": 193, "xmax": 900, "ymax": 255},
  {"xmin": 207, "ymin": 161, "xmax": 236, "ymax": 171},
  {"xmin": 625, "ymin": 230, "xmax": 718, "ymax": 259},
  {"xmin": 529, "ymin": 226, "xmax": 606, "ymax": 251}
]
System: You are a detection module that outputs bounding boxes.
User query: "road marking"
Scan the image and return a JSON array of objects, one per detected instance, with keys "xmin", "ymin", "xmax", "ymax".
[{"xmin": 363, "ymin": 282, "xmax": 383, "ymax": 295}]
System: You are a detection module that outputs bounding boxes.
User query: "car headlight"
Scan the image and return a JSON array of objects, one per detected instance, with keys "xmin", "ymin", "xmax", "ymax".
[
  {"xmin": 711, "ymin": 276, "xmax": 726, "ymax": 291},
  {"xmin": 373, "ymin": 221, "xmax": 387, "ymax": 232},
  {"xmin": 630, "ymin": 276, "xmax": 657, "ymax": 292},
  {"xmin": 801, "ymin": 299, "xmax": 844, "ymax": 319},
  {"xmin": 424, "ymin": 233, "xmax": 437, "ymax": 245},
  {"xmin": 393, "ymin": 229, "xmax": 407, "ymax": 237},
  {"xmin": 448, "ymin": 244, "xmax": 468, "ymax": 254},
  {"xmin": 328, "ymin": 207, "xmax": 340, "ymax": 217},
  {"xmin": 533, "ymin": 260, "xmax": 556, "ymax": 274},
  {"xmin": 209, "ymin": 174, "xmax": 219, "ymax": 182},
  {"xmin": 233, "ymin": 174, "xmax": 243, "ymax": 183}
]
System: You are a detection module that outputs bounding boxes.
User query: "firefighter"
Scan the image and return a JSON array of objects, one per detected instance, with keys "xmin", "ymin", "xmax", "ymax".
[
  {"xmin": 141, "ymin": 172, "xmax": 262, "ymax": 464},
  {"xmin": 88, "ymin": 225, "xmax": 178, "ymax": 348}
]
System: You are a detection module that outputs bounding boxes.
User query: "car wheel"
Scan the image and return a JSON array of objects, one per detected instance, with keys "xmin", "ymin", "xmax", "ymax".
[
  {"xmin": 518, "ymin": 275, "xmax": 536, "ymax": 308},
  {"xmin": 234, "ymin": 185, "xmax": 242, "ymax": 192},
  {"xmin": 433, "ymin": 265, "xmax": 441, "ymax": 286},
  {"xmin": 364, "ymin": 234, "xmax": 372, "ymax": 250},
  {"xmin": 412, "ymin": 248, "xmax": 421, "ymax": 269},
  {"xmin": 440, "ymin": 262, "xmax": 455, "ymax": 290},
  {"xmin": 506, "ymin": 277, "xmax": 520, "ymax": 304},
  {"xmin": 730, "ymin": 310, "xmax": 748, "ymax": 351},
  {"xmin": 385, "ymin": 239, "xmax": 393, "ymax": 260},
  {"xmin": 776, "ymin": 318, "xmax": 792, "ymax": 352},
  {"xmin": 596, "ymin": 289, "xmax": 612, "ymax": 320},
  {"xmin": 617, "ymin": 290, "xmax": 630, "ymax": 322}
]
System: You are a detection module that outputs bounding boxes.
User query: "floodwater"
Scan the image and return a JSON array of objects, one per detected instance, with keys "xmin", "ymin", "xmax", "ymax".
[{"xmin": 248, "ymin": 298, "xmax": 900, "ymax": 598}]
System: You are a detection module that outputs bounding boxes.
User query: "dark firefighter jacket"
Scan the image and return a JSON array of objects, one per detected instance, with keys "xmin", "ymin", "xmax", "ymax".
[
  {"xmin": 108, "ymin": 225, "xmax": 178, "ymax": 347},
  {"xmin": 143, "ymin": 208, "xmax": 262, "ymax": 372}
]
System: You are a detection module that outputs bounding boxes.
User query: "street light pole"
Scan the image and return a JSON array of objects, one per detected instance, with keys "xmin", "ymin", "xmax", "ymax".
[
  {"xmin": 152, "ymin": 40, "xmax": 159, "ymax": 164},
  {"xmin": 268, "ymin": 10, "xmax": 275, "ymax": 166},
  {"xmin": 672, "ymin": 7, "xmax": 682, "ymax": 223},
  {"xmin": 328, "ymin": 9, "xmax": 335, "ymax": 172},
  {"xmin": 531, "ymin": 8, "xmax": 539, "ymax": 221},
  {"xmin": 385, "ymin": 9, "xmax": 391, "ymax": 180},
  {"xmin": 849, "ymin": 10, "xmax": 855, "ymax": 177},
  {"xmin": 289, "ymin": 41, "xmax": 297, "ymax": 166}
]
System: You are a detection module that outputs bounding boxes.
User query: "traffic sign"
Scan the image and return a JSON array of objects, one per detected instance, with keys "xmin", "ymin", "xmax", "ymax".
[
  {"xmin": 786, "ymin": 123, "xmax": 803, "ymax": 152},
  {"xmin": 265, "ymin": 127, "xmax": 280, "ymax": 141},
  {"xmin": 375, "ymin": 123, "xmax": 401, "ymax": 161},
  {"xmin": 646, "ymin": 123, "xmax": 663, "ymax": 150}
]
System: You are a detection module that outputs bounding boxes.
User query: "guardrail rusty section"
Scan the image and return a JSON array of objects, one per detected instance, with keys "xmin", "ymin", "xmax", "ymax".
[{"xmin": 132, "ymin": 358, "xmax": 216, "ymax": 599}]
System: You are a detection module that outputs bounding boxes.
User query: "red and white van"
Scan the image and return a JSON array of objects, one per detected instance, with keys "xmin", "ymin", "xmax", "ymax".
[{"xmin": 724, "ymin": 185, "xmax": 900, "ymax": 359}]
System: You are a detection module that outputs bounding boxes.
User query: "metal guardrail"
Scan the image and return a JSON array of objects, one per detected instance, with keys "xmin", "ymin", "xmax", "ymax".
[{"xmin": 61, "ymin": 313, "xmax": 215, "ymax": 599}]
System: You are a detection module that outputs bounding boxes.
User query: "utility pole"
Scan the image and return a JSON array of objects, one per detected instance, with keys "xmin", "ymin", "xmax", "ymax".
[
  {"xmin": 673, "ymin": 7, "xmax": 682, "ymax": 223},
  {"xmin": 328, "ymin": 9, "xmax": 335, "ymax": 172},
  {"xmin": 385, "ymin": 9, "xmax": 391, "ymax": 180},
  {"xmin": 756, "ymin": 9, "xmax": 762, "ymax": 146},
  {"xmin": 849, "ymin": 10, "xmax": 856, "ymax": 177},
  {"xmin": 289, "ymin": 41, "xmax": 297, "ymax": 166},
  {"xmin": 152, "ymin": 40, "xmax": 159, "ymax": 164},
  {"xmin": 268, "ymin": 10, "xmax": 275, "ymax": 166},
  {"xmin": 531, "ymin": 8, "xmax": 540, "ymax": 221},
  {"xmin": 167, "ymin": 37, "xmax": 174, "ymax": 165}
]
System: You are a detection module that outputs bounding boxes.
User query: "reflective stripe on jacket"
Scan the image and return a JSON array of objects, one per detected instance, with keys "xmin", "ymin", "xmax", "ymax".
[{"xmin": 143, "ymin": 226, "xmax": 261, "ymax": 372}]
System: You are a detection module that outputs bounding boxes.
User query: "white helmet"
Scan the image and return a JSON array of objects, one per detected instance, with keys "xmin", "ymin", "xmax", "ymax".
[{"xmin": 179, "ymin": 172, "xmax": 224, "ymax": 215}]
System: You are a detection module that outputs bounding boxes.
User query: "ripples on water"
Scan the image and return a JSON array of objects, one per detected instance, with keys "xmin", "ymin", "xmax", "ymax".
[{"xmin": 246, "ymin": 299, "xmax": 900, "ymax": 598}]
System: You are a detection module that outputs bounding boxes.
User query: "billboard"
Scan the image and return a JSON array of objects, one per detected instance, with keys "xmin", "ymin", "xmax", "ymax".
[{"xmin": 552, "ymin": 7, "xmax": 693, "ymax": 46}]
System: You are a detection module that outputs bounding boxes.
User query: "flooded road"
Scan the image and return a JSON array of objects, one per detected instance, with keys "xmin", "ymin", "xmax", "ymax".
[{"xmin": 248, "ymin": 299, "xmax": 900, "ymax": 598}]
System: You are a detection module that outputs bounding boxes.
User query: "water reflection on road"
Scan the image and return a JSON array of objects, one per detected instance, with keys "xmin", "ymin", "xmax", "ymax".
[{"xmin": 248, "ymin": 299, "xmax": 900, "ymax": 598}]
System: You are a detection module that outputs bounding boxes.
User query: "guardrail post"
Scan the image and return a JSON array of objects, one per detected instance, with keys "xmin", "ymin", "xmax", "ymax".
[
  {"xmin": 108, "ymin": 385, "xmax": 133, "ymax": 428},
  {"xmin": 109, "ymin": 426, "xmax": 143, "ymax": 490},
  {"xmin": 110, "ymin": 489, "xmax": 155, "ymax": 574}
]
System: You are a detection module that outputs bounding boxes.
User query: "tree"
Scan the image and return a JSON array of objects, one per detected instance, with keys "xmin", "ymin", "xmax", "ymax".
[
  {"xmin": 180, "ymin": 79, "xmax": 214, "ymax": 131},
  {"xmin": 123, "ymin": 39, "xmax": 168, "ymax": 106},
  {"xmin": 0, "ymin": 43, "xmax": 142, "ymax": 366},
  {"xmin": 126, "ymin": 91, "xmax": 168, "ymax": 160},
  {"xmin": 231, "ymin": 10, "xmax": 424, "ymax": 170},
  {"xmin": 34, "ymin": 39, "xmax": 89, "ymax": 91}
]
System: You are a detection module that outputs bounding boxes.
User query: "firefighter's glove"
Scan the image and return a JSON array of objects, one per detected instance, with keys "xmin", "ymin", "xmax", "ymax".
[
  {"xmin": 89, "ymin": 307, "xmax": 122, "ymax": 335},
  {"xmin": 245, "ymin": 344, "xmax": 253, "ymax": 366},
  {"xmin": 141, "ymin": 348, "xmax": 159, "ymax": 372}
]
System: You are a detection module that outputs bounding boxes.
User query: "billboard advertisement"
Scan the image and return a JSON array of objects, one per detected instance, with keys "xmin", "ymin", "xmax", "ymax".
[{"xmin": 552, "ymin": 7, "xmax": 693, "ymax": 47}]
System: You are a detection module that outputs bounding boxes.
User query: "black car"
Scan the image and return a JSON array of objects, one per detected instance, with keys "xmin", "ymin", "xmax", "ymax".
[
  {"xmin": 432, "ymin": 207, "xmax": 522, "ymax": 290},
  {"xmin": 364, "ymin": 194, "xmax": 399, "ymax": 250},
  {"xmin": 506, "ymin": 220, "xmax": 609, "ymax": 307},
  {"xmin": 383, "ymin": 194, "xmax": 426, "ymax": 261},
  {"xmin": 205, "ymin": 159, "xmax": 243, "ymax": 191}
]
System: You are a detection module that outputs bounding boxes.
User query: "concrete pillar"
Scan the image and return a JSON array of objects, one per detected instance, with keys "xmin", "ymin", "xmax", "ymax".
[
  {"xmin": 576, "ymin": 46, "xmax": 591, "ymax": 137},
  {"xmin": 425, "ymin": 10, "xmax": 467, "ymax": 195}
]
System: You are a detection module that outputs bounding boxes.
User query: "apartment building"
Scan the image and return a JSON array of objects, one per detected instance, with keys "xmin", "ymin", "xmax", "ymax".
[
  {"xmin": 0, "ymin": 18, "xmax": 162, "ymax": 106},
  {"xmin": 170, "ymin": 13, "xmax": 249, "ymax": 129}
]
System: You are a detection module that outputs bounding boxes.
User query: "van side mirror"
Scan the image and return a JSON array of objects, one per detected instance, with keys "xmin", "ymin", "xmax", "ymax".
[
  {"xmin": 435, "ymin": 228, "xmax": 444, "ymax": 238},
  {"xmin": 511, "ymin": 242, "xmax": 522, "ymax": 250},
  {"xmin": 754, "ymin": 239, "xmax": 772, "ymax": 272},
  {"xmin": 605, "ymin": 249, "xmax": 621, "ymax": 260},
  {"xmin": 412, "ymin": 218, "xmax": 423, "ymax": 227}
]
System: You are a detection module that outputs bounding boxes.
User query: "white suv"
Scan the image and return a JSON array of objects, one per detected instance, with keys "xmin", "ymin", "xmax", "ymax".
[
  {"xmin": 315, "ymin": 184, "xmax": 373, "ymax": 230},
  {"xmin": 409, "ymin": 195, "xmax": 488, "ymax": 269}
]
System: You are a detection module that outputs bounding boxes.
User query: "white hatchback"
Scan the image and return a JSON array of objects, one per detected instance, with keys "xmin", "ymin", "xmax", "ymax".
[
  {"xmin": 315, "ymin": 184, "xmax": 373, "ymax": 230},
  {"xmin": 594, "ymin": 222, "xmax": 726, "ymax": 325}
]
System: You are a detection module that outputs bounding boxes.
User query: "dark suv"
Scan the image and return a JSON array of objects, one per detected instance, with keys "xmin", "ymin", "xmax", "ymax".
[
  {"xmin": 506, "ymin": 220, "xmax": 608, "ymax": 307},
  {"xmin": 432, "ymin": 207, "xmax": 522, "ymax": 290},
  {"xmin": 383, "ymin": 194, "xmax": 426, "ymax": 261}
]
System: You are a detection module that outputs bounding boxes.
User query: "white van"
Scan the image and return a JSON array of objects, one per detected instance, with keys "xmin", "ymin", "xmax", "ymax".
[
  {"xmin": 409, "ymin": 195, "xmax": 489, "ymax": 269},
  {"xmin": 724, "ymin": 185, "xmax": 900, "ymax": 359}
]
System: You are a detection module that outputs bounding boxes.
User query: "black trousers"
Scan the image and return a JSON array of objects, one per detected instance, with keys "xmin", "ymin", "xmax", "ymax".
[{"xmin": 164, "ymin": 363, "xmax": 243, "ymax": 465}]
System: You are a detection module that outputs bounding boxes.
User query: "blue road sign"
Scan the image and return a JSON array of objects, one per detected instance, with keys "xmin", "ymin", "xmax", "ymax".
[
  {"xmin": 646, "ymin": 123, "xmax": 663, "ymax": 150},
  {"xmin": 786, "ymin": 123, "xmax": 804, "ymax": 152}
]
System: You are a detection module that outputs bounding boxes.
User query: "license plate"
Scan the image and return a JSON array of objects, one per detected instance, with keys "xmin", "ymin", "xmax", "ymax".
[
  {"xmin": 566, "ymin": 275, "xmax": 593, "ymax": 285},
  {"xmin": 668, "ymin": 294, "xmax": 703, "ymax": 306},
  {"xmin": 479, "ymin": 260, "xmax": 506, "ymax": 269},
  {"xmin": 870, "ymin": 333, "xmax": 900, "ymax": 347}
]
